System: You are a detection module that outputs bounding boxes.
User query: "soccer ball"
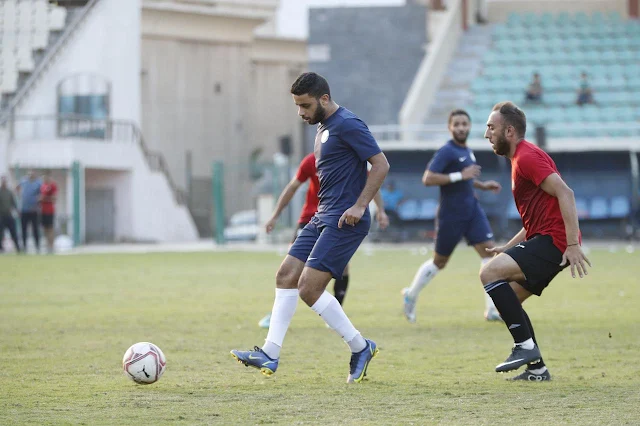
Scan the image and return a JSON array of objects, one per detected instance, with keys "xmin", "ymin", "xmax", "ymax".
[{"xmin": 122, "ymin": 342, "xmax": 166, "ymax": 384}]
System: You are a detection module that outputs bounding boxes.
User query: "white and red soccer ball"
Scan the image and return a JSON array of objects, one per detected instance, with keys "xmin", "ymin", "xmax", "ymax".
[{"xmin": 122, "ymin": 342, "xmax": 166, "ymax": 384}]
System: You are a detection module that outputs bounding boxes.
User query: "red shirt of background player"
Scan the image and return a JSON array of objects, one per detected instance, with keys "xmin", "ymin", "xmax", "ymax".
[
  {"xmin": 40, "ymin": 181, "xmax": 58, "ymax": 215},
  {"xmin": 295, "ymin": 153, "xmax": 320, "ymax": 224}
]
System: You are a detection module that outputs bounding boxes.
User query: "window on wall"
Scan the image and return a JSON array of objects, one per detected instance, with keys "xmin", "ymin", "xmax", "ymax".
[{"xmin": 57, "ymin": 73, "xmax": 110, "ymax": 139}]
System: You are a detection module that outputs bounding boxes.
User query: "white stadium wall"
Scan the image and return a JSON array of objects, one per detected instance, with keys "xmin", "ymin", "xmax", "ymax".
[
  {"xmin": 7, "ymin": 0, "xmax": 198, "ymax": 242},
  {"xmin": 10, "ymin": 138, "xmax": 198, "ymax": 242}
]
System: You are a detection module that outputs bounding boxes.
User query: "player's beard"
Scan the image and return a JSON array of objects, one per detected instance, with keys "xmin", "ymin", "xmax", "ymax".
[
  {"xmin": 494, "ymin": 131, "xmax": 510, "ymax": 156},
  {"xmin": 452, "ymin": 131, "xmax": 469, "ymax": 144},
  {"xmin": 308, "ymin": 102, "xmax": 326, "ymax": 125}
]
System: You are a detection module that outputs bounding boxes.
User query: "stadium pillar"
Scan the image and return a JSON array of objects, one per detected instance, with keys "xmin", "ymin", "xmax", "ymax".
[
  {"xmin": 212, "ymin": 161, "xmax": 225, "ymax": 245},
  {"xmin": 462, "ymin": 0, "xmax": 468, "ymax": 30},
  {"xmin": 72, "ymin": 161, "xmax": 83, "ymax": 247},
  {"xmin": 630, "ymin": 0, "xmax": 639, "ymax": 18}
]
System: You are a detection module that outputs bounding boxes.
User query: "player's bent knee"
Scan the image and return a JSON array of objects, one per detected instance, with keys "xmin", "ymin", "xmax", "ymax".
[
  {"xmin": 433, "ymin": 253, "xmax": 449, "ymax": 270},
  {"xmin": 276, "ymin": 258, "xmax": 303, "ymax": 289},
  {"xmin": 297, "ymin": 277, "xmax": 323, "ymax": 306},
  {"xmin": 479, "ymin": 263, "xmax": 502, "ymax": 285}
]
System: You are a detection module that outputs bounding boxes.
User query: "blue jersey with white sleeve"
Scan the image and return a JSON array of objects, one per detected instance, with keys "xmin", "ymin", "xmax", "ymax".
[
  {"xmin": 314, "ymin": 107, "xmax": 381, "ymax": 234},
  {"xmin": 427, "ymin": 140, "xmax": 479, "ymax": 220}
]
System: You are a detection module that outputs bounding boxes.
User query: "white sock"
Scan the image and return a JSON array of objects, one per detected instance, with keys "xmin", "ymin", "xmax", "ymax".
[
  {"xmin": 407, "ymin": 259, "xmax": 439, "ymax": 299},
  {"xmin": 481, "ymin": 258, "xmax": 497, "ymax": 311},
  {"xmin": 262, "ymin": 288, "xmax": 299, "ymax": 359},
  {"xmin": 528, "ymin": 366, "xmax": 547, "ymax": 374},
  {"xmin": 311, "ymin": 291, "xmax": 367, "ymax": 353},
  {"xmin": 516, "ymin": 338, "xmax": 535, "ymax": 350}
]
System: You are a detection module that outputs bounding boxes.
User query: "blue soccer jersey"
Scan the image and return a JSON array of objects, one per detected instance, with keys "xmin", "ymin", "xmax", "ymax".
[
  {"xmin": 313, "ymin": 107, "xmax": 381, "ymax": 233},
  {"xmin": 427, "ymin": 140, "xmax": 479, "ymax": 220}
]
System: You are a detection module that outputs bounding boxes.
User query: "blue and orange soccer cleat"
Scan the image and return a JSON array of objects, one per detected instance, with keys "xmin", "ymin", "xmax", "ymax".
[
  {"xmin": 347, "ymin": 339, "xmax": 378, "ymax": 383},
  {"xmin": 231, "ymin": 346, "xmax": 279, "ymax": 376}
]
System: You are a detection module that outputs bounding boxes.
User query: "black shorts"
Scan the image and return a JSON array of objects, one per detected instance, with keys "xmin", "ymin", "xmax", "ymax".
[
  {"xmin": 291, "ymin": 222, "xmax": 309, "ymax": 244},
  {"xmin": 41, "ymin": 214, "xmax": 55, "ymax": 228},
  {"xmin": 504, "ymin": 234, "xmax": 565, "ymax": 296}
]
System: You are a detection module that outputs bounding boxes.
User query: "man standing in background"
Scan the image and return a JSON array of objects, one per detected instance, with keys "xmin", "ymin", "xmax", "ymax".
[
  {"xmin": 0, "ymin": 176, "xmax": 21, "ymax": 253},
  {"xmin": 40, "ymin": 170, "xmax": 58, "ymax": 254},
  {"xmin": 17, "ymin": 170, "xmax": 42, "ymax": 253}
]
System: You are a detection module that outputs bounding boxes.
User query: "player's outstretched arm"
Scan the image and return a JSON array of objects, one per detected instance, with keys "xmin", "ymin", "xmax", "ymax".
[
  {"xmin": 265, "ymin": 177, "xmax": 302, "ymax": 233},
  {"xmin": 539, "ymin": 173, "xmax": 592, "ymax": 278},
  {"xmin": 422, "ymin": 164, "xmax": 481, "ymax": 187},
  {"xmin": 486, "ymin": 227, "xmax": 527, "ymax": 255},
  {"xmin": 338, "ymin": 152, "xmax": 389, "ymax": 228}
]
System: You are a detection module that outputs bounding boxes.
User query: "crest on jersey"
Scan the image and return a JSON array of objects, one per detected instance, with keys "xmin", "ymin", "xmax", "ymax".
[
  {"xmin": 321, "ymin": 130, "xmax": 330, "ymax": 143},
  {"xmin": 470, "ymin": 151, "xmax": 476, "ymax": 162}
]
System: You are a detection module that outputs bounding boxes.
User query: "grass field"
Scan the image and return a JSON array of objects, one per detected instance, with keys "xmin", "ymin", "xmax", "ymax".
[{"xmin": 1, "ymin": 245, "xmax": 639, "ymax": 425}]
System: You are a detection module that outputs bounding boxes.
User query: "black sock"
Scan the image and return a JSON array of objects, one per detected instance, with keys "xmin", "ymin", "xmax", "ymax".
[
  {"xmin": 483, "ymin": 280, "xmax": 532, "ymax": 344},
  {"xmin": 522, "ymin": 310, "xmax": 545, "ymax": 370},
  {"xmin": 333, "ymin": 275, "xmax": 349, "ymax": 305}
]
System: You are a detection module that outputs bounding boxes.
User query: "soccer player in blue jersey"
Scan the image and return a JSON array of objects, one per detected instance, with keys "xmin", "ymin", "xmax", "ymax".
[
  {"xmin": 402, "ymin": 110, "xmax": 502, "ymax": 323},
  {"xmin": 231, "ymin": 72, "xmax": 389, "ymax": 383}
]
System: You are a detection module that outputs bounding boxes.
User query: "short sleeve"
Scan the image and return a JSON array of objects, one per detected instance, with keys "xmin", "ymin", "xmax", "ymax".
[
  {"xmin": 340, "ymin": 118, "xmax": 382, "ymax": 161},
  {"xmin": 295, "ymin": 154, "xmax": 315, "ymax": 183},
  {"xmin": 427, "ymin": 147, "xmax": 452, "ymax": 174},
  {"xmin": 518, "ymin": 150, "xmax": 555, "ymax": 186}
]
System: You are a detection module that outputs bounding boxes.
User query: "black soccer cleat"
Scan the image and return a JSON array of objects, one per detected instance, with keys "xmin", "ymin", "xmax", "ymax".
[
  {"xmin": 508, "ymin": 369, "xmax": 552, "ymax": 382},
  {"xmin": 495, "ymin": 344, "xmax": 542, "ymax": 373}
]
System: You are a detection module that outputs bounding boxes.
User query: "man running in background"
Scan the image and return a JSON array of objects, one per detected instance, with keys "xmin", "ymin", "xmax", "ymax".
[{"xmin": 402, "ymin": 109, "xmax": 502, "ymax": 323}]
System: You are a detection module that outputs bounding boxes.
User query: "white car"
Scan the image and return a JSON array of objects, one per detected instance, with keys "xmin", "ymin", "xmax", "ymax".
[{"xmin": 223, "ymin": 210, "xmax": 259, "ymax": 241}]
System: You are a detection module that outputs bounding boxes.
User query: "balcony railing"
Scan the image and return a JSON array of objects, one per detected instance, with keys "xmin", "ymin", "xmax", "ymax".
[{"xmin": 6, "ymin": 114, "xmax": 187, "ymax": 205}]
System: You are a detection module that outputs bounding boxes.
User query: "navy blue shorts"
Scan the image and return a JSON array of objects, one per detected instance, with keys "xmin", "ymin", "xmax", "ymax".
[
  {"xmin": 288, "ymin": 216, "xmax": 367, "ymax": 279},
  {"xmin": 435, "ymin": 206, "xmax": 493, "ymax": 256}
]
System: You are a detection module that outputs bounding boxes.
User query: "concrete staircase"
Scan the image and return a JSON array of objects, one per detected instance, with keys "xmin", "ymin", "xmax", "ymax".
[{"xmin": 425, "ymin": 24, "xmax": 494, "ymax": 125}]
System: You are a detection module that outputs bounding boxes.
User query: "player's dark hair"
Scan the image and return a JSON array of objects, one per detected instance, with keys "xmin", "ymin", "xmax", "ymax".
[
  {"xmin": 290, "ymin": 72, "xmax": 331, "ymax": 100},
  {"xmin": 492, "ymin": 101, "xmax": 526, "ymax": 138},
  {"xmin": 448, "ymin": 109, "xmax": 470, "ymax": 124}
]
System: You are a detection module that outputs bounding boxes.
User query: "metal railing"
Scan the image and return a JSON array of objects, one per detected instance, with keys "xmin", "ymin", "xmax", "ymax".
[
  {"xmin": 8, "ymin": 114, "xmax": 138, "ymax": 143},
  {"xmin": 7, "ymin": 114, "xmax": 187, "ymax": 205},
  {"xmin": 369, "ymin": 122, "xmax": 640, "ymax": 144}
]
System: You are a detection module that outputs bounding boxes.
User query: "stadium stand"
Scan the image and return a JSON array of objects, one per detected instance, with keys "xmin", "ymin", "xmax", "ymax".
[
  {"xmin": 468, "ymin": 11, "xmax": 640, "ymax": 138},
  {"xmin": 0, "ymin": 0, "xmax": 67, "ymax": 98}
]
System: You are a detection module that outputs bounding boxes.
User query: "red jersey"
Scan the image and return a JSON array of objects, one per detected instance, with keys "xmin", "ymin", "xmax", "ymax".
[
  {"xmin": 40, "ymin": 181, "xmax": 57, "ymax": 215},
  {"xmin": 296, "ymin": 153, "xmax": 320, "ymax": 224},
  {"xmin": 511, "ymin": 140, "xmax": 573, "ymax": 252}
]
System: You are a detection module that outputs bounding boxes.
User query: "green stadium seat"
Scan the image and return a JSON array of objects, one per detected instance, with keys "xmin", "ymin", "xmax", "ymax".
[
  {"xmin": 554, "ymin": 12, "xmax": 570, "ymax": 26},
  {"xmin": 471, "ymin": 11, "xmax": 639, "ymax": 137},
  {"xmin": 607, "ymin": 11, "xmax": 622, "ymax": 22}
]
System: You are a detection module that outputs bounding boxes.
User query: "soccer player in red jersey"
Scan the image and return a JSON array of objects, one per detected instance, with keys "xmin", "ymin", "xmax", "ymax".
[
  {"xmin": 259, "ymin": 152, "xmax": 389, "ymax": 328},
  {"xmin": 40, "ymin": 170, "xmax": 58, "ymax": 254},
  {"xmin": 481, "ymin": 101, "xmax": 591, "ymax": 381}
]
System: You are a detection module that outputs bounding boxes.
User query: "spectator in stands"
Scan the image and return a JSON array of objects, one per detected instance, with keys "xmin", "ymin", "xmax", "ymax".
[
  {"xmin": 524, "ymin": 73, "xmax": 543, "ymax": 103},
  {"xmin": 16, "ymin": 170, "xmax": 42, "ymax": 253},
  {"xmin": 0, "ymin": 176, "xmax": 21, "ymax": 253},
  {"xmin": 40, "ymin": 170, "xmax": 58, "ymax": 254},
  {"xmin": 576, "ymin": 72, "xmax": 595, "ymax": 106},
  {"xmin": 380, "ymin": 181, "xmax": 404, "ymax": 226}
]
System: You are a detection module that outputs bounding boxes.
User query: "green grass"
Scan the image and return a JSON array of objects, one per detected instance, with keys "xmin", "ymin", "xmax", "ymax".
[{"xmin": 1, "ymin": 246, "xmax": 639, "ymax": 425}]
